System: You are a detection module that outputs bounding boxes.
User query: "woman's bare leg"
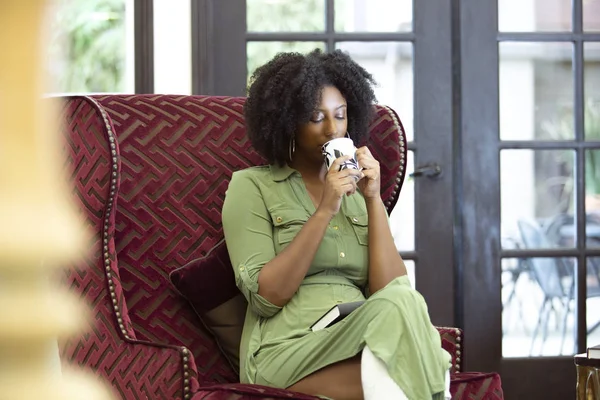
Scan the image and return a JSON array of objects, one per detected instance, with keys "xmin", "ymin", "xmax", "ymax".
[
  {"xmin": 287, "ymin": 349, "xmax": 450, "ymax": 399},
  {"xmin": 287, "ymin": 355, "xmax": 363, "ymax": 400}
]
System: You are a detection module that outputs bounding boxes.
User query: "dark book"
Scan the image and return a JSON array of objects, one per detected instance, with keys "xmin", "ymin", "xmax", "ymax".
[
  {"xmin": 588, "ymin": 344, "xmax": 600, "ymax": 359},
  {"xmin": 310, "ymin": 301, "xmax": 365, "ymax": 332}
]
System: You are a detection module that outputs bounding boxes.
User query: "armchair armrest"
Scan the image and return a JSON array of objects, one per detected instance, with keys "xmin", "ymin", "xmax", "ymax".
[
  {"xmin": 435, "ymin": 326, "xmax": 463, "ymax": 374},
  {"xmin": 62, "ymin": 333, "xmax": 198, "ymax": 400}
]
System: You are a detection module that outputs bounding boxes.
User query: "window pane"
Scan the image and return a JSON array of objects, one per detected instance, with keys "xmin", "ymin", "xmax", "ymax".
[
  {"xmin": 585, "ymin": 43, "xmax": 600, "ymax": 141},
  {"xmin": 584, "ymin": 0, "xmax": 600, "ymax": 31},
  {"xmin": 336, "ymin": 42, "xmax": 414, "ymax": 141},
  {"xmin": 154, "ymin": 0, "xmax": 191, "ymax": 94},
  {"xmin": 46, "ymin": 0, "xmax": 133, "ymax": 94},
  {"xmin": 246, "ymin": 42, "xmax": 325, "ymax": 83},
  {"xmin": 584, "ymin": 45, "xmax": 600, "ymax": 247},
  {"xmin": 586, "ymin": 150, "xmax": 600, "ymax": 248},
  {"xmin": 391, "ymin": 151, "xmax": 414, "ymax": 252},
  {"xmin": 247, "ymin": 0, "xmax": 325, "ymax": 32},
  {"xmin": 498, "ymin": 0, "xmax": 571, "ymax": 32},
  {"xmin": 334, "ymin": 0, "xmax": 412, "ymax": 32},
  {"xmin": 501, "ymin": 150, "xmax": 576, "ymax": 249},
  {"xmin": 502, "ymin": 257, "xmax": 576, "ymax": 357},
  {"xmin": 500, "ymin": 42, "xmax": 573, "ymax": 141},
  {"xmin": 588, "ymin": 258, "xmax": 600, "ymax": 347}
]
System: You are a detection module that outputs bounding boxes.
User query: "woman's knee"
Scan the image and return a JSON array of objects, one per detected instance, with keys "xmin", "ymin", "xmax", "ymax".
[{"xmin": 371, "ymin": 280, "xmax": 426, "ymax": 308}]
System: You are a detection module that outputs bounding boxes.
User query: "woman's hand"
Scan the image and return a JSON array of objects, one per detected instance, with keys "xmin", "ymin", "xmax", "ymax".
[
  {"xmin": 356, "ymin": 146, "xmax": 381, "ymax": 199},
  {"xmin": 317, "ymin": 155, "xmax": 363, "ymax": 219}
]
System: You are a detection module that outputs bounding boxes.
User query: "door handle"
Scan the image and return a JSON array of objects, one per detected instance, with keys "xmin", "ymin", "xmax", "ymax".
[{"xmin": 410, "ymin": 163, "xmax": 442, "ymax": 179}]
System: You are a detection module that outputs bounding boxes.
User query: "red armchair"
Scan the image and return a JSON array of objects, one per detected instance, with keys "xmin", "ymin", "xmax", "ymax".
[{"xmin": 59, "ymin": 94, "xmax": 503, "ymax": 399}]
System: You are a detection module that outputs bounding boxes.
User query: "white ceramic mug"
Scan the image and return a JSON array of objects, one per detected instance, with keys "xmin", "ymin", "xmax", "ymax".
[{"xmin": 321, "ymin": 137, "xmax": 360, "ymax": 171}]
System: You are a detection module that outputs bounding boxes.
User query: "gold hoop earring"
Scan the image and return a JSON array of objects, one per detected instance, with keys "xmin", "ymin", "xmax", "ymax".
[{"xmin": 289, "ymin": 138, "xmax": 295, "ymax": 161}]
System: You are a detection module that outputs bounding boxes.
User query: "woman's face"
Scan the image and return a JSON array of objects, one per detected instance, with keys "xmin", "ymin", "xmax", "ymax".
[{"xmin": 294, "ymin": 85, "xmax": 348, "ymax": 165}]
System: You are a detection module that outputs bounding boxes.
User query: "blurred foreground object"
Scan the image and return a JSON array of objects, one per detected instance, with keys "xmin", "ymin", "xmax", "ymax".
[{"xmin": 0, "ymin": 1, "xmax": 113, "ymax": 399}]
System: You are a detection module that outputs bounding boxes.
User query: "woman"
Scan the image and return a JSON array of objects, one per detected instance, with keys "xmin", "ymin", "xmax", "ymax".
[{"xmin": 222, "ymin": 49, "xmax": 450, "ymax": 400}]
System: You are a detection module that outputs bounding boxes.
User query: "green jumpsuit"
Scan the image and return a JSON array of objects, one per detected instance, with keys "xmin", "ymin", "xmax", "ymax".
[{"xmin": 222, "ymin": 164, "xmax": 450, "ymax": 400}]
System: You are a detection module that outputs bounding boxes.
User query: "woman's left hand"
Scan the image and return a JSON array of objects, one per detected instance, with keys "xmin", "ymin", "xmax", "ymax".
[{"xmin": 355, "ymin": 146, "xmax": 380, "ymax": 199}]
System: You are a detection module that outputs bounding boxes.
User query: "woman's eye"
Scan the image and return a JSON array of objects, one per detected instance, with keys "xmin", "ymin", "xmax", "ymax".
[
  {"xmin": 335, "ymin": 114, "xmax": 345, "ymax": 120},
  {"xmin": 310, "ymin": 114, "xmax": 324, "ymax": 123}
]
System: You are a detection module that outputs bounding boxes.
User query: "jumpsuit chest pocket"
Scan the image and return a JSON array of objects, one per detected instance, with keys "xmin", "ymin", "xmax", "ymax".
[
  {"xmin": 270, "ymin": 208, "xmax": 309, "ymax": 244},
  {"xmin": 347, "ymin": 213, "xmax": 369, "ymax": 245}
]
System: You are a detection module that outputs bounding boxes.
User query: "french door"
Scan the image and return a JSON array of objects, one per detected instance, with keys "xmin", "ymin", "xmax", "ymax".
[
  {"xmin": 460, "ymin": 1, "xmax": 600, "ymax": 398},
  {"xmin": 192, "ymin": 0, "xmax": 600, "ymax": 397}
]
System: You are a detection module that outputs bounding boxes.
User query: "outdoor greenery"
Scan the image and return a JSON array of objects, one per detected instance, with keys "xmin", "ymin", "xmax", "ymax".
[
  {"xmin": 543, "ymin": 100, "xmax": 600, "ymax": 197},
  {"xmin": 47, "ymin": 0, "xmax": 126, "ymax": 93},
  {"xmin": 48, "ymin": 0, "xmax": 327, "ymax": 92},
  {"xmin": 585, "ymin": 102, "xmax": 600, "ymax": 195},
  {"xmin": 246, "ymin": 0, "xmax": 324, "ymax": 32}
]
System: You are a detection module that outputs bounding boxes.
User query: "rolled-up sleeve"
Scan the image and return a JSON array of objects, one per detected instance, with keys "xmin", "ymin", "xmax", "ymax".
[{"xmin": 222, "ymin": 170, "xmax": 282, "ymax": 318}]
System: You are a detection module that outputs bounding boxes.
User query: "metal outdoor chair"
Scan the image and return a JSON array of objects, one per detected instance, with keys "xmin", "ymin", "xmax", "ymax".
[
  {"xmin": 518, "ymin": 218, "xmax": 600, "ymax": 355},
  {"xmin": 517, "ymin": 219, "xmax": 573, "ymax": 355}
]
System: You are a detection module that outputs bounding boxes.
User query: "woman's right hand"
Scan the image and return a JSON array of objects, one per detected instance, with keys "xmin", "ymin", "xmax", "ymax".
[{"xmin": 317, "ymin": 155, "xmax": 363, "ymax": 218}]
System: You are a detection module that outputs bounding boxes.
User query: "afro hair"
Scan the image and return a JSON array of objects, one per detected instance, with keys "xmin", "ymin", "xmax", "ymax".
[{"xmin": 244, "ymin": 49, "xmax": 378, "ymax": 166}]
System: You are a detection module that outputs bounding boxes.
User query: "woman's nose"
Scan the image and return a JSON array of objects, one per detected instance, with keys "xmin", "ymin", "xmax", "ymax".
[{"xmin": 325, "ymin": 118, "xmax": 338, "ymax": 137}]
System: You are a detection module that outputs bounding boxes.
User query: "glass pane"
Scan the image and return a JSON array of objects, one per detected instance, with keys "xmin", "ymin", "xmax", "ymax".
[
  {"xmin": 336, "ymin": 42, "xmax": 414, "ymax": 141},
  {"xmin": 334, "ymin": 0, "xmax": 412, "ymax": 32},
  {"xmin": 404, "ymin": 260, "xmax": 416, "ymax": 289},
  {"xmin": 46, "ymin": 0, "xmax": 133, "ymax": 94},
  {"xmin": 500, "ymin": 42, "xmax": 574, "ymax": 141},
  {"xmin": 246, "ymin": 42, "xmax": 325, "ymax": 83},
  {"xmin": 588, "ymin": 258, "xmax": 600, "ymax": 347},
  {"xmin": 501, "ymin": 150, "xmax": 576, "ymax": 249},
  {"xmin": 584, "ymin": 0, "xmax": 600, "ymax": 31},
  {"xmin": 391, "ymin": 151, "xmax": 414, "ymax": 252},
  {"xmin": 154, "ymin": 0, "xmax": 191, "ymax": 94},
  {"xmin": 498, "ymin": 0, "xmax": 571, "ymax": 32},
  {"xmin": 247, "ymin": 0, "xmax": 325, "ymax": 32},
  {"xmin": 585, "ymin": 43, "xmax": 600, "ymax": 142},
  {"xmin": 502, "ymin": 257, "xmax": 576, "ymax": 357},
  {"xmin": 586, "ymin": 150, "xmax": 600, "ymax": 248}
]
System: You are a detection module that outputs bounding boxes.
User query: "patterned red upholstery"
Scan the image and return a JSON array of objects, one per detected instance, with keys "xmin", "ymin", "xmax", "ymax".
[
  {"xmin": 451, "ymin": 373, "xmax": 504, "ymax": 399},
  {"xmin": 58, "ymin": 94, "xmax": 503, "ymax": 399},
  {"xmin": 59, "ymin": 97, "xmax": 200, "ymax": 399}
]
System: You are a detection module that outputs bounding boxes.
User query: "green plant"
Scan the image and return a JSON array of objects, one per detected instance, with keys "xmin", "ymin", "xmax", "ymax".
[
  {"xmin": 585, "ymin": 100, "xmax": 600, "ymax": 195},
  {"xmin": 46, "ymin": 0, "xmax": 126, "ymax": 93},
  {"xmin": 542, "ymin": 99, "xmax": 600, "ymax": 196}
]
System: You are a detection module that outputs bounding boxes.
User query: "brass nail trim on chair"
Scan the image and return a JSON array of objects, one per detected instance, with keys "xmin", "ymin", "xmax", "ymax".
[{"xmin": 382, "ymin": 105, "xmax": 406, "ymax": 210}]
